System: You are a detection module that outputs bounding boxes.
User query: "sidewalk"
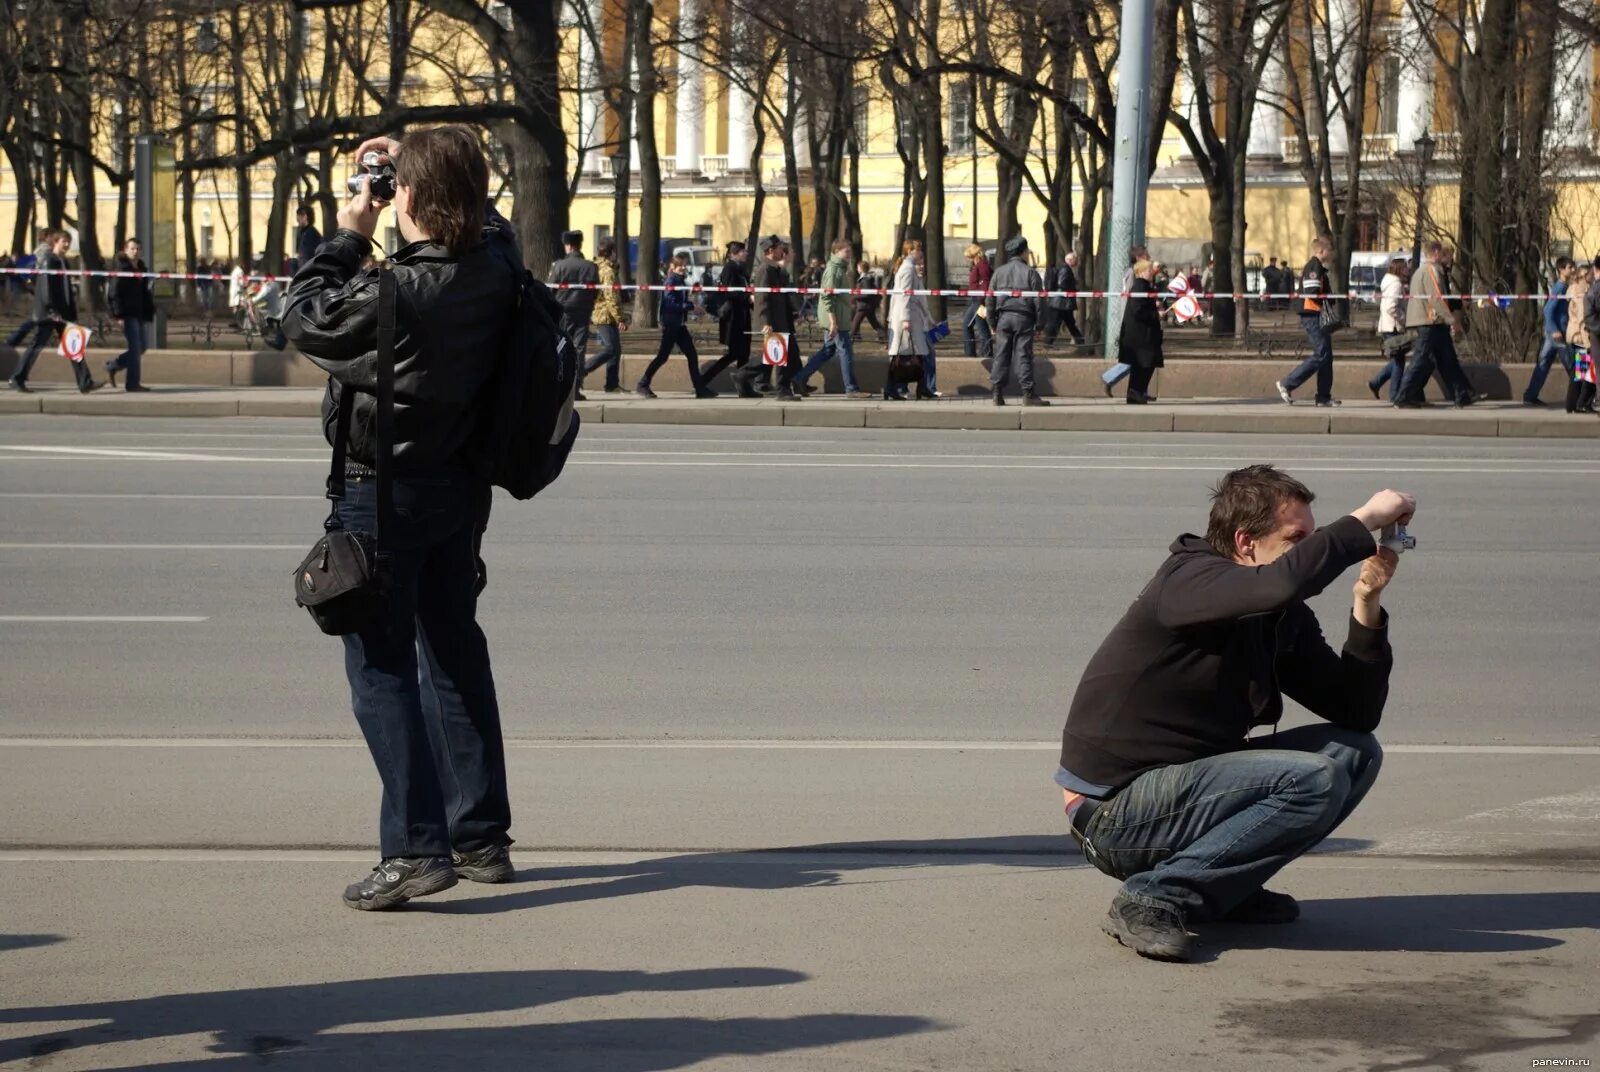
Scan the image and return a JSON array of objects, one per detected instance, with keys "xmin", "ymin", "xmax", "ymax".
[{"xmin": 3, "ymin": 383, "xmax": 1598, "ymax": 437}]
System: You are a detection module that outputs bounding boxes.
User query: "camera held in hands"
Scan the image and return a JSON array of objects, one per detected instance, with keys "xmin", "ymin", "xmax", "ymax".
[
  {"xmin": 346, "ymin": 151, "xmax": 397, "ymax": 201},
  {"xmin": 1380, "ymin": 522, "xmax": 1417, "ymax": 554}
]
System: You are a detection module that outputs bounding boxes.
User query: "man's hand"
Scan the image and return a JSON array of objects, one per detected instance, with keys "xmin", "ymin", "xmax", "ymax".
[
  {"xmin": 1353, "ymin": 546, "xmax": 1400, "ymax": 627},
  {"xmin": 1351, "ymin": 489, "xmax": 1416, "ymax": 532},
  {"xmin": 337, "ymin": 177, "xmax": 383, "ymax": 240}
]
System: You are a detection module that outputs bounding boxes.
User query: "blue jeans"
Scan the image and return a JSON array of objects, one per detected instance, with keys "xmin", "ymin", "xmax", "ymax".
[
  {"xmin": 1398, "ymin": 324, "xmax": 1474, "ymax": 404},
  {"xmin": 922, "ymin": 346, "xmax": 938, "ymax": 395},
  {"xmin": 963, "ymin": 299, "xmax": 992, "ymax": 357},
  {"xmin": 1526, "ymin": 339, "xmax": 1572, "ymax": 403},
  {"xmin": 335, "ymin": 475, "xmax": 509, "ymax": 859},
  {"xmin": 109, "ymin": 318, "xmax": 146, "ymax": 389},
  {"xmin": 1078, "ymin": 723, "xmax": 1382, "ymax": 921},
  {"xmin": 583, "ymin": 324, "xmax": 622, "ymax": 390},
  {"xmin": 1285, "ymin": 316, "xmax": 1335, "ymax": 402},
  {"xmin": 798, "ymin": 328, "xmax": 857, "ymax": 392}
]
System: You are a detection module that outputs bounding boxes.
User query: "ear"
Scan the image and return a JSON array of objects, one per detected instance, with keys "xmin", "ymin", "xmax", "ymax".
[{"xmin": 1233, "ymin": 529, "xmax": 1256, "ymax": 564}]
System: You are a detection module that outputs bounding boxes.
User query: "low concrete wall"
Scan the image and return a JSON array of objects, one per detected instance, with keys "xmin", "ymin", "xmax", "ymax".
[{"xmin": 0, "ymin": 345, "xmax": 1568, "ymax": 404}]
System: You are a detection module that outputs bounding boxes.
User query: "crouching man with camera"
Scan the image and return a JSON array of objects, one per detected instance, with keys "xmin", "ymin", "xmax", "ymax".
[
  {"xmin": 283, "ymin": 127, "xmax": 521, "ymax": 910},
  {"xmin": 1058, "ymin": 465, "xmax": 1414, "ymax": 960}
]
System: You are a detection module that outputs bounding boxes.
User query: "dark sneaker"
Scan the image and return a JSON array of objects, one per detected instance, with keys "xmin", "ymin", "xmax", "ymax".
[
  {"xmin": 634, "ymin": 384, "xmax": 658, "ymax": 399},
  {"xmin": 342, "ymin": 856, "xmax": 458, "ymax": 911},
  {"xmin": 1022, "ymin": 393, "xmax": 1050, "ymax": 407},
  {"xmin": 1100, "ymin": 893, "xmax": 1193, "ymax": 961},
  {"xmin": 1221, "ymin": 888, "xmax": 1299, "ymax": 925},
  {"xmin": 452, "ymin": 844, "xmax": 515, "ymax": 884}
]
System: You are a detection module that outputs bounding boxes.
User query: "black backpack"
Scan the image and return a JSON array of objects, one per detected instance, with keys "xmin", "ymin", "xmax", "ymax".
[{"xmin": 477, "ymin": 268, "xmax": 581, "ymax": 500}]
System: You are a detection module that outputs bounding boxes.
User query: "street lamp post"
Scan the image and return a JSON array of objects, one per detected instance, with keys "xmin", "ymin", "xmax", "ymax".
[{"xmin": 1410, "ymin": 131, "xmax": 1436, "ymax": 271}]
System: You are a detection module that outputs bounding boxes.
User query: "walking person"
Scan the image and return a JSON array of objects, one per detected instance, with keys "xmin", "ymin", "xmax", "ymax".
[
  {"xmin": 579, "ymin": 237, "xmax": 627, "ymax": 396},
  {"xmin": 1367, "ymin": 257, "xmax": 1410, "ymax": 402},
  {"xmin": 1118, "ymin": 259, "xmax": 1164, "ymax": 404},
  {"xmin": 1525, "ymin": 257, "xmax": 1575, "ymax": 407},
  {"xmin": 1045, "ymin": 252, "xmax": 1086, "ymax": 347},
  {"xmin": 294, "ymin": 205, "xmax": 323, "ymax": 274},
  {"xmin": 886, "ymin": 239, "xmax": 935, "ymax": 401},
  {"xmin": 961, "ymin": 243, "xmax": 993, "ymax": 358},
  {"xmin": 698, "ymin": 241, "xmax": 754, "ymax": 393},
  {"xmin": 1276, "ymin": 235, "xmax": 1341, "ymax": 406},
  {"xmin": 987, "ymin": 235, "xmax": 1049, "ymax": 406},
  {"xmin": 850, "ymin": 260, "xmax": 886, "ymax": 341},
  {"xmin": 7, "ymin": 230, "xmax": 99, "ymax": 394},
  {"xmin": 547, "ymin": 230, "xmax": 599, "ymax": 396},
  {"xmin": 637, "ymin": 250, "xmax": 714, "ymax": 399},
  {"xmin": 280, "ymin": 128, "xmax": 522, "ymax": 909},
  {"xmin": 4, "ymin": 234, "xmax": 53, "ymax": 348},
  {"xmin": 105, "ymin": 237, "xmax": 156, "ymax": 392},
  {"xmin": 732, "ymin": 236, "xmax": 803, "ymax": 401},
  {"xmin": 795, "ymin": 239, "xmax": 866, "ymax": 397},
  {"xmin": 1395, "ymin": 241, "xmax": 1478, "ymax": 408},
  {"xmin": 1101, "ymin": 244, "xmax": 1149, "ymax": 396}
]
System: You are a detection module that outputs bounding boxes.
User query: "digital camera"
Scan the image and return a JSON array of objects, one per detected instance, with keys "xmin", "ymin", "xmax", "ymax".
[{"xmin": 346, "ymin": 151, "xmax": 397, "ymax": 201}]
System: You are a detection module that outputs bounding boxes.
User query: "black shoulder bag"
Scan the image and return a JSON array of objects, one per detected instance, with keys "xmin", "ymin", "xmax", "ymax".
[{"xmin": 292, "ymin": 267, "xmax": 397, "ymax": 636}]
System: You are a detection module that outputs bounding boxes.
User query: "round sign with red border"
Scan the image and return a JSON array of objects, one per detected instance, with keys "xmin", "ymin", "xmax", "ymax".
[
  {"xmin": 59, "ymin": 323, "xmax": 91, "ymax": 363},
  {"xmin": 762, "ymin": 332, "xmax": 788, "ymax": 367}
]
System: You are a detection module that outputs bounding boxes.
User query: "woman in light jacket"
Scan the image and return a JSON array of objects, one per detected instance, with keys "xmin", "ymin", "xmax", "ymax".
[
  {"xmin": 1368, "ymin": 257, "xmax": 1410, "ymax": 401},
  {"xmin": 887, "ymin": 239, "xmax": 936, "ymax": 400}
]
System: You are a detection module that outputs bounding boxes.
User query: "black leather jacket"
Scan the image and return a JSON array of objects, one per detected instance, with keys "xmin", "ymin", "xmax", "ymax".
[{"xmin": 281, "ymin": 218, "xmax": 520, "ymax": 473}]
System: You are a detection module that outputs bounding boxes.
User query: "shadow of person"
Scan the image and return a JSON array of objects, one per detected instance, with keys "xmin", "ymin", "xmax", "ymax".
[
  {"xmin": 0, "ymin": 967, "xmax": 936, "ymax": 1070},
  {"xmin": 1200, "ymin": 891, "xmax": 1598, "ymax": 960},
  {"xmin": 0, "ymin": 934, "xmax": 64, "ymax": 953},
  {"xmin": 426, "ymin": 834, "xmax": 1081, "ymax": 917}
]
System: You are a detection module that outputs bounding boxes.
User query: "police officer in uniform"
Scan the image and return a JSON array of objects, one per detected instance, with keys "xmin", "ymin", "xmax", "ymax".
[
  {"xmin": 987, "ymin": 235, "xmax": 1049, "ymax": 406},
  {"xmin": 546, "ymin": 230, "xmax": 599, "ymax": 373}
]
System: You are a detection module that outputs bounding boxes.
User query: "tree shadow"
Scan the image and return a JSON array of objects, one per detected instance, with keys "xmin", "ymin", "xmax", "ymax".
[
  {"xmin": 0, "ymin": 934, "xmax": 64, "ymax": 953},
  {"xmin": 0, "ymin": 968, "xmax": 938, "ymax": 1071},
  {"xmin": 423, "ymin": 835, "xmax": 1081, "ymax": 917},
  {"xmin": 1198, "ymin": 891, "xmax": 1599, "ymax": 961}
]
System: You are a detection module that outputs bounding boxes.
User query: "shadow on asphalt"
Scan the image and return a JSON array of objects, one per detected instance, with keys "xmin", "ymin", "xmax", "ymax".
[
  {"xmin": 0, "ymin": 934, "xmax": 64, "ymax": 953},
  {"xmin": 1199, "ymin": 891, "xmax": 1597, "ymax": 960},
  {"xmin": 0, "ymin": 968, "xmax": 938, "ymax": 1070},
  {"xmin": 426, "ymin": 835, "xmax": 1083, "ymax": 917}
]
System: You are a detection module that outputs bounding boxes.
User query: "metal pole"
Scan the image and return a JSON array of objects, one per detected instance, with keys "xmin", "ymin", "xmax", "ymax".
[
  {"xmin": 1104, "ymin": 0, "xmax": 1155, "ymax": 359},
  {"xmin": 1410, "ymin": 163, "xmax": 1429, "ymax": 271}
]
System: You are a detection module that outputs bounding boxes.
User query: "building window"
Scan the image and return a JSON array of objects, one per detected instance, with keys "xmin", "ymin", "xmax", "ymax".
[
  {"xmin": 1354, "ymin": 213, "xmax": 1383, "ymax": 251},
  {"xmin": 1069, "ymin": 78, "xmax": 1090, "ymax": 116},
  {"xmin": 949, "ymin": 79, "xmax": 975, "ymax": 153},
  {"xmin": 384, "ymin": 226, "xmax": 400, "ymax": 253},
  {"xmin": 201, "ymin": 225, "xmax": 214, "ymax": 259},
  {"xmin": 1374, "ymin": 53, "xmax": 1401, "ymax": 135},
  {"xmin": 695, "ymin": 224, "xmax": 713, "ymax": 245},
  {"xmin": 852, "ymin": 84, "xmax": 871, "ymax": 149},
  {"xmin": 595, "ymin": 224, "xmax": 611, "ymax": 250},
  {"xmin": 489, "ymin": 1, "xmax": 512, "ymax": 29}
]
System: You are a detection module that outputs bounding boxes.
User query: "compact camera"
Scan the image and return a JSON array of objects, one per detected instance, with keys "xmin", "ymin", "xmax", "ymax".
[
  {"xmin": 346, "ymin": 151, "xmax": 397, "ymax": 201},
  {"xmin": 1380, "ymin": 522, "xmax": 1417, "ymax": 554}
]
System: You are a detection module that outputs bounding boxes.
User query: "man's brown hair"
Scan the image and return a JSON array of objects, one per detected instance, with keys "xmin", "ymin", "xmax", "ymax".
[
  {"xmin": 1205, "ymin": 464, "xmax": 1316, "ymax": 558},
  {"xmin": 395, "ymin": 126, "xmax": 488, "ymax": 256}
]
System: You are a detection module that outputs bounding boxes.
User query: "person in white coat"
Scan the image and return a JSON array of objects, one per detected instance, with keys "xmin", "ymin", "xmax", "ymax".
[{"xmin": 887, "ymin": 239, "xmax": 938, "ymax": 400}]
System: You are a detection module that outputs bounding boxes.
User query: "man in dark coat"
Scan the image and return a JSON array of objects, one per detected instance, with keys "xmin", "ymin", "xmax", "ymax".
[
  {"xmin": 1044, "ymin": 252, "xmax": 1086, "ymax": 346},
  {"xmin": 1060, "ymin": 466, "xmax": 1410, "ymax": 961},
  {"xmin": 546, "ymin": 230, "xmax": 599, "ymax": 367},
  {"xmin": 1118, "ymin": 259, "xmax": 1164, "ymax": 404},
  {"xmin": 295, "ymin": 206, "xmax": 323, "ymax": 274},
  {"xmin": 105, "ymin": 237, "xmax": 156, "ymax": 391},
  {"xmin": 987, "ymin": 235, "xmax": 1048, "ymax": 406},
  {"xmin": 8, "ymin": 229, "xmax": 99, "ymax": 393},
  {"xmin": 732, "ymin": 235, "xmax": 803, "ymax": 401},
  {"xmin": 698, "ymin": 240, "xmax": 754, "ymax": 392}
]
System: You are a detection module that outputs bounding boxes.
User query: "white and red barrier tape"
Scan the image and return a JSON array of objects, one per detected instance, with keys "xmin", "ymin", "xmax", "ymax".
[{"xmin": 0, "ymin": 267, "xmax": 1562, "ymax": 302}]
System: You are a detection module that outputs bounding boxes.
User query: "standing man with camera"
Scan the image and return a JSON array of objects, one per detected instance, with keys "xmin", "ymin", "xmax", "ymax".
[
  {"xmin": 282, "ymin": 127, "xmax": 521, "ymax": 911},
  {"xmin": 1058, "ymin": 465, "xmax": 1412, "ymax": 961},
  {"xmin": 547, "ymin": 230, "xmax": 599, "ymax": 390}
]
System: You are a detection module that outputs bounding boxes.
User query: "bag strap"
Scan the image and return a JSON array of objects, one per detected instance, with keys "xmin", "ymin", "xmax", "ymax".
[
  {"xmin": 373, "ymin": 266, "xmax": 397, "ymax": 547},
  {"xmin": 321, "ymin": 266, "xmax": 397, "ymax": 546}
]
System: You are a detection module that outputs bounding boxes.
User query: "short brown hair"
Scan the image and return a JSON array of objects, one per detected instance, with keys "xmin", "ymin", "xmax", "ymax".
[
  {"xmin": 1205, "ymin": 465, "xmax": 1315, "ymax": 558},
  {"xmin": 395, "ymin": 126, "xmax": 488, "ymax": 256}
]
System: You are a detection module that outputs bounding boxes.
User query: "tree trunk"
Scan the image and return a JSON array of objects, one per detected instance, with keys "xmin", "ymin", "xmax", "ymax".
[
  {"xmin": 781, "ymin": 59, "xmax": 804, "ymax": 253},
  {"xmin": 5, "ymin": 141, "xmax": 34, "ymax": 256},
  {"xmin": 633, "ymin": 0, "xmax": 661, "ymax": 327},
  {"xmin": 230, "ymin": 7, "xmax": 253, "ymax": 267},
  {"xmin": 508, "ymin": 0, "xmax": 568, "ymax": 274}
]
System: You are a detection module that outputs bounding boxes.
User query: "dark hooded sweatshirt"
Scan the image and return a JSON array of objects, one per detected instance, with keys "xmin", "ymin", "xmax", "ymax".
[{"xmin": 1059, "ymin": 515, "xmax": 1392, "ymax": 793}]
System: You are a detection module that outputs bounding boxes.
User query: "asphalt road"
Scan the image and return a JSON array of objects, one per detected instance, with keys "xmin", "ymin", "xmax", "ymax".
[{"xmin": 2, "ymin": 416, "xmax": 1598, "ymax": 1071}]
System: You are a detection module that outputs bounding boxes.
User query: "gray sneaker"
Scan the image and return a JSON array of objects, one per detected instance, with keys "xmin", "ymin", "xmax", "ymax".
[
  {"xmin": 451, "ymin": 843, "xmax": 515, "ymax": 884},
  {"xmin": 342, "ymin": 857, "xmax": 458, "ymax": 911},
  {"xmin": 1275, "ymin": 380, "xmax": 1294, "ymax": 405},
  {"xmin": 1100, "ymin": 893, "xmax": 1193, "ymax": 961}
]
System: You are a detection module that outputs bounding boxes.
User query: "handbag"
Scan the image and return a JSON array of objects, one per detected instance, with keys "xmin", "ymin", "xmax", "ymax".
[
  {"xmin": 292, "ymin": 267, "xmax": 397, "ymax": 636},
  {"xmin": 888, "ymin": 330, "xmax": 924, "ymax": 384},
  {"xmin": 1318, "ymin": 296, "xmax": 1348, "ymax": 333}
]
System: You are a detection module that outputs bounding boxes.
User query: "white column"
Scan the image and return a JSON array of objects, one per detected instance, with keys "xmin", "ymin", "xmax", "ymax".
[
  {"xmin": 1395, "ymin": 3, "xmax": 1433, "ymax": 150},
  {"xmin": 578, "ymin": 0, "xmax": 602, "ymax": 173},
  {"xmin": 1247, "ymin": 18, "xmax": 1282, "ymax": 158},
  {"xmin": 727, "ymin": 75, "xmax": 755, "ymax": 171},
  {"xmin": 674, "ymin": 0, "xmax": 704, "ymax": 174},
  {"xmin": 1551, "ymin": 28, "xmax": 1594, "ymax": 152},
  {"xmin": 1324, "ymin": 0, "xmax": 1355, "ymax": 156}
]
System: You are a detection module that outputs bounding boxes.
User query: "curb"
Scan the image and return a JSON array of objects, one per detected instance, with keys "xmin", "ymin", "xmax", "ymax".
[{"xmin": 4, "ymin": 392, "xmax": 1600, "ymax": 438}]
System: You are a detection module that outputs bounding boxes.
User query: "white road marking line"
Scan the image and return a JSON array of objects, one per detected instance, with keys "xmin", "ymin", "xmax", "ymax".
[
  {"xmin": 0, "ymin": 615, "xmax": 209, "ymax": 623},
  {"xmin": 1460, "ymin": 787, "xmax": 1600, "ymax": 823},
  {"xmin": 0, "ymin": 737, "xmax": 1595, "ymax": 755},
  {"xmin": 0, "ymin": 543, "xmax": 302, "ymax": 551},
  {"xmin": 0, "ymin": 493, "xmax": 311, "ymax": 500}
]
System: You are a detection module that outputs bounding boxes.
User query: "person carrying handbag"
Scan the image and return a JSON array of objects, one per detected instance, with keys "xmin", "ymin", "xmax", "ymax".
[
  {"xmin": 1276, "ymin": 235, "xmax": 1341, "ymax": 407},
  {"xmin": 886, "ymin": 239, "xmax": 935, "ymax": 400}
]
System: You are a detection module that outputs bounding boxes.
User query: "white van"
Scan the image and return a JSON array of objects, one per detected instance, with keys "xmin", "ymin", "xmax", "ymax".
[{"xmin": 1347, "ymin": 251, "xmax": 1408, "ymax": 304}]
